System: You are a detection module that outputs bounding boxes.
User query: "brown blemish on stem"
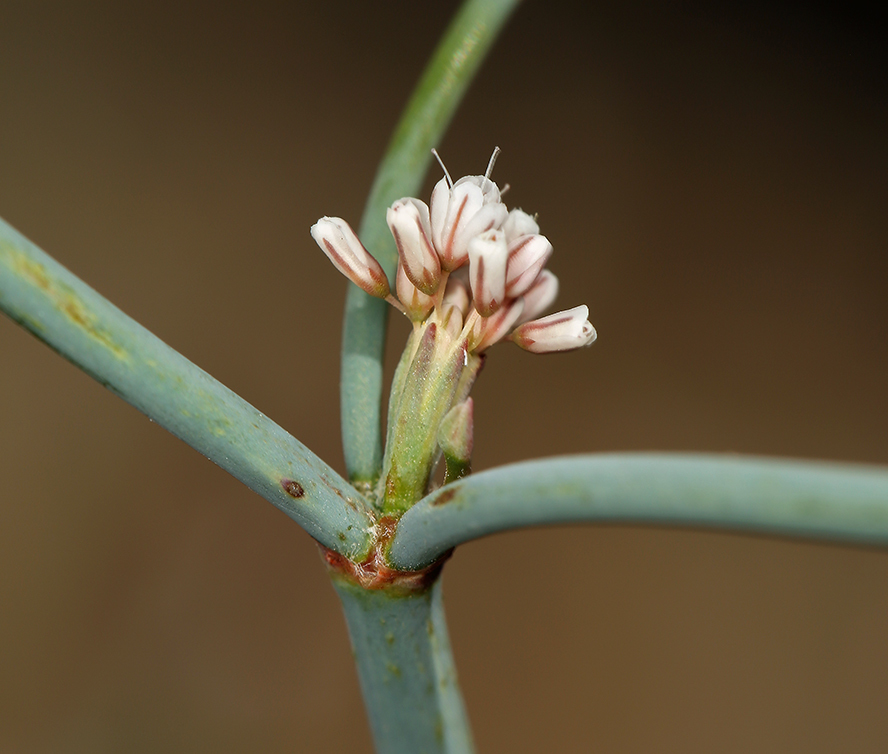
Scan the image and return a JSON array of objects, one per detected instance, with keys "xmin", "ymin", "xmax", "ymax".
[
  {"xmin": 321, "ymin": 472, "xmax": 360, "ymax": 512},
  {"xmin": 281, "ymin": 479, "xmax": 305, "ymax": 498},
  {"xmin": 431, "ymin": 488, "xmax": 459, "ymax": 506},
  {"xmin": 322, "ymin": 514, "xmax": 452, "ymax": 593}
]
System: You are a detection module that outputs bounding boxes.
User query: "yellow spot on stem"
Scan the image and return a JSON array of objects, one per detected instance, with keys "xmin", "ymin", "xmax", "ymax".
[
  {"xmin": 386, "ymin": 662, "xmax": 401, "ymax": 678},
  {"xmin": 6, "ymin": 247, "xmax": 129, "ymax": 361}
]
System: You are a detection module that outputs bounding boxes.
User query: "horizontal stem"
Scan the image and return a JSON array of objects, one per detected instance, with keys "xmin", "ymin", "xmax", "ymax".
[
  {"xmin": 0, "ymin": 217, "xmax": 373, "ymax": 558},
  {"xmin": 389, "ymin": 453, "xmax": 888, "ymax": 570}
]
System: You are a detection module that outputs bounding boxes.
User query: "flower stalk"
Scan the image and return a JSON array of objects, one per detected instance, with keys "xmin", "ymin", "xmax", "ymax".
[
  {"xmin": 313, "ymin": 148, "xmax": 596, "ymax": 518},
  {"xmin": 378, "ymin": 318, "xmax": 482, "ymax": 516}
]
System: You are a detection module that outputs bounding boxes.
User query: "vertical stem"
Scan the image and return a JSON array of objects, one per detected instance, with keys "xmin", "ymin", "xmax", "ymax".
[
  {"xmin": 340, "ymin": 0, "xmax": 522, "ymax": 486},
  {"xmin": 332, "ymin": 576, "xmax": 474, "ymax": 754}
]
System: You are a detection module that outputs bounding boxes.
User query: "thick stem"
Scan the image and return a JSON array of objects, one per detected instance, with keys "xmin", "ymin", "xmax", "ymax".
[
  {"xmin": 331, "ymin": 575, "xmax": 474, "ymax": 754},
  {"xmin": 390, "ymin": 453, "xmax": 888, "ymax": 570},
  {"xmin": 0, "ymin": 218, "xmax": 374, "ymax": 558}
]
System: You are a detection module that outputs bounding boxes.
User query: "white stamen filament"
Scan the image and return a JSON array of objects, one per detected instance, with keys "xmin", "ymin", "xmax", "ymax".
[
  {"xmin": 431, "ymin": 148, "xmax": 453, "ymax": 189},
  {"xmin": 484, "ymin": 146, "xmax": 501, "ymax": 180}
]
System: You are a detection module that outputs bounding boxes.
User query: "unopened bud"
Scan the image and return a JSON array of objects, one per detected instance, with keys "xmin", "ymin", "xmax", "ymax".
[
  {"xmin": 472, "ymin": 297, "xmax": 524, "ymax": 352},
  {"xmin": 518, "ymin": 269, "xmax": 559, "ymax": 323},
  {"xmin": 505, "ymin": 234, "xmax": 553, "ymax": 298},
  {"xmin": 387, "ymin": 198, "xmax": 441, "ymax": 295},
  {"xmin": 438, "ymin": 398, "xmax": 474, "ymax": 484},
  {"xmin": 502, "ymin": 208, "xmax": 540, "ymax": 243},
  {"xmin": 510, "ymin": 304, "xmax": 597, "ymax": 353},
  {"xmin": 310, "ymin": 217, "xmax": 390, "ymax": 298},
  {"xmin": 438, "ymin": 304, "xmax": 464, "ymax": 340},
  {"xmin": 438, "ymin": 398, "xmax": 474, "ymax": 464},
  {"xmin": 468, "ymin": 229, "xmax": 509, "ymax": 317},
  {"xmin": 442, "ymin": 275, "xmax": 471, "ymax": 316}
]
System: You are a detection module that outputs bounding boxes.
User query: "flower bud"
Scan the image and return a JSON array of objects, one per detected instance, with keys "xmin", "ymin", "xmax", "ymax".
[
  {"xmin": 468, "ymin": 229, "xmax": 509, "ymax": 317},
  {"xmin": 472, "ymin": 297, "xmax": 524, "ymax": 352},
  {"xmin": 502, "ymin": 208, "xmax": 540, "ymax": 243},
  {"xmin": 442, "ymin": 274, "xmax": 471, "ymax": 317},
  {"xmin": 386, "ymin": 198, "xmax": 441, "ymax": 295},
  {"xmin": 310, "ymin": 217, "xmax": 390, "ymax": 298},
  {"xmin": 509, "ymin": 304, "xmax": 597, "ymax": 353},
  {"xmin": 396, "ymin": 263, "xmax": 435, "ymax": 322},
  {"xmin": 438, "ymin": 398, "xmax": 474, "ymax": 481},
  {"xmin": 444, "ymin": 307, "xmax": 466, "ymax": 341},
  {"xmin": 518, "ymin": 269, "xmax": 559, "ymax": 323},
  {"xmin": 505, "ymin": 234, "xmax": 553, "ymax": 298}
]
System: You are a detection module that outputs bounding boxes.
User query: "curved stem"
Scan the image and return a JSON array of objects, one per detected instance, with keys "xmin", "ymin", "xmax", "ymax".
[
  {"xmin": 389, "ymin": 453, "xmax": 888, "ymax": 570},
  {"xmin": 331, "ymin": 576, "xmax": 473, "ymax": 754},
  {"xmin": 0, "ymin": 218, "xmax": 374, "ymax": 558},
  {"xmin": 340, "ymin": 0, "xmax": 523, "ymax": 486}
]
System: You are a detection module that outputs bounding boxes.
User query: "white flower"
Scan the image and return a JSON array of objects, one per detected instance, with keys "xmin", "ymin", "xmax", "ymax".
[
  {"xmin": 311, "ymin": 147, "xmax": 596, "ymax": 357},
  {"xmin": 386, "ymin": 198, "xmax": 440, "ymax": 295},
  {"xmin": 430, "ymin": 175, "xmax": 508, "ymax": 271},
  {"xmin": 467, "ymin": 228, "xmax": 509, "ymax": 317},
  {"xmin": 504, "ymin": 233, "xmax": 552, "ymax": 299},
  {"xmin": 509, "ymin": 305, "xmax": 597, "ymax": 353},
  {"xmin": 502, "ymin": 208, "xmax": 540, "ymax": 243},
  {"xmin": 313, "ymin": 149, "xmax": 599, "ymax": 514},
  {"xmin": 310, "ymin": 217, "xmax": 390, "ymax": 298},
  {"xmin": 518, "ymin": 269, "xmax": 559, "ymax": 323},
  {"xmin": 472, "ymin": 297, "xmax": 524, "ymax": 352}
]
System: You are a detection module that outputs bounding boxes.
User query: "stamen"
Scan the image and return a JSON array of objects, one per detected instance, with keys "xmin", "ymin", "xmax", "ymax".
[
  {"xmin": 431, "ymin": 148, "xmax": 453, "ymax": 189},
  {"xmin": 484, "ymin": 146, "xmax": 501, "ymax": 180}
]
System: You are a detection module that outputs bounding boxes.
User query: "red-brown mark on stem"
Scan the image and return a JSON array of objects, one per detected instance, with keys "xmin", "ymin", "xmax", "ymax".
[
  {"xmin": 322, "ymin": 514, "xmax": 451, "ymax": 592},
  {"xmin": 431, "ymin": 488, "xmax": 460, "ymax": 506},
  {"xmin": 281, "ymin": 479, "xmax": 305, "ymax": 498}
]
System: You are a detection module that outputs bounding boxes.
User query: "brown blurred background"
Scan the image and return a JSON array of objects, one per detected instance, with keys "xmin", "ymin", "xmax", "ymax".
[{"xmin": 1, "ymin": 1, "xmax": 886, "ymax": 751}]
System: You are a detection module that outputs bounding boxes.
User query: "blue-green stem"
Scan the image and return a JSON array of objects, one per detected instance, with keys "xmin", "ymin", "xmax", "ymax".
[
  {"xmin": 0, "ymin": 218, "xmax": 373, "ymax": 558},
  {"xmin": 331, "ymin": 575, "xmax": 473, "ymax": 754},
  {"xmin": 341, "ymin": 0, "xmax": 522, "ymax": 487},
  {"xmin": 390, "ymin": 453, "xmax": 888, "ymax": 570}
]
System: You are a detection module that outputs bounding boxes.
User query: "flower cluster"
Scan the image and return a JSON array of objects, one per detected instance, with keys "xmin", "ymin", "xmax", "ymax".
[
  {"xmin": 311, "ymin": 149, "xmax": 596, "ymax": 513},
  {"xmin": 311, "ymin": 148, "xmax": 596, "ymax": 355}
]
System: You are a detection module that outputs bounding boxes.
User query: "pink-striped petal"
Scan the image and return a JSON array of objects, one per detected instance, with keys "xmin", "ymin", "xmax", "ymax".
[
  {"xmin": 387, "ymin": 198, "xmax": 441, "ymax": 295},
  {"xmin": 509, "ymin": 305, "xmax": 597, "ymax": 353},
  {"xmin": 310, "ymin": 217, "xmax": 390, "ymax": 298}
]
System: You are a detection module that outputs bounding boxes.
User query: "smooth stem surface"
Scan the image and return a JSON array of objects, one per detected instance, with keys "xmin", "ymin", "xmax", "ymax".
[
  {"xmin": 390, "ymin": 453, "xmax": 888, "ymax": 570},
  {"xmin": 0, "ymin": 218, "xmax": 374, "ymax": 558},
  {"xmin": 332, "ymin": 577, "xmax": 473, "ymax": 754},
  {"xmin": 341, "ymin": 0, "xmax": 522, "ymax": 486}
]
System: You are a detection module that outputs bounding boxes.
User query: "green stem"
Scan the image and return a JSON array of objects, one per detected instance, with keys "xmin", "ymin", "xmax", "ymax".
[
  {"xmin": 340, "ymin": 0, "xmax": 522, "ymax": 486},
  {"xmin": 390, "ymin": 453, "xmax": 888, "ymax": 570},
  {"xmin": 0, "ymin": 218, "xmax": 374, "ymax": 558},
  {"xmin": 377, "ymin": 322, "xmax": 473, "ymax": 517},
  {"xmin": 331, "ymin": 576, "xmax": 473, "ymax": 754}
]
